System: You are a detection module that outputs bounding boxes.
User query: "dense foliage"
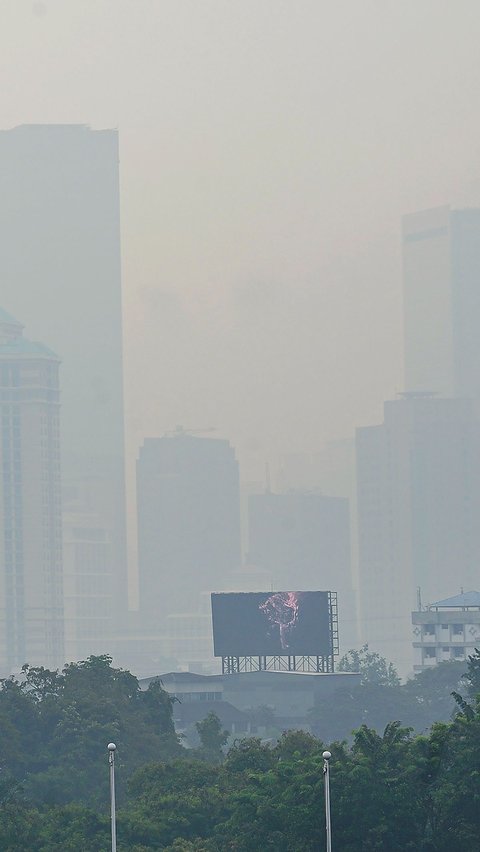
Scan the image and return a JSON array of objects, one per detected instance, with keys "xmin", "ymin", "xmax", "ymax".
[
  {"xmin": 0, "ymin": 652, "xmax": 478, "ymax": 849},
  {"xmin": 311, "ymin": 652, "xmax": 467, "ymax": 741}
]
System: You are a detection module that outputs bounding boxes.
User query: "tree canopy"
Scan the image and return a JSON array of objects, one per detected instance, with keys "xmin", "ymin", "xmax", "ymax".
[{"xmin": 0, "ymin": 652, "xmax": 478, "ymax": 849}]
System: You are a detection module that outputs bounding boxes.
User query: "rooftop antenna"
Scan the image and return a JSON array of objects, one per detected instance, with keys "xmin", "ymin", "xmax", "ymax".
[{"xmin": 417, "ymin": 586, "xmax": 422, "ymax": 611}]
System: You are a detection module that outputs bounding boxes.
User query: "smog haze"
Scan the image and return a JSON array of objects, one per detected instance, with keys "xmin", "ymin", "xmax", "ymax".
[{"xmin": 3, "ymin": 1, "xmax": 480, "ymax": 479}]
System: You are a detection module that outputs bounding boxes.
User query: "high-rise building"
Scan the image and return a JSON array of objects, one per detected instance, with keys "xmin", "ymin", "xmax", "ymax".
[
  {"xmin": 248, "ymin": 490, "xmax": 357, "ymax": 650},
  {"xmin": 403, "ymin": 206, "xmax": 480, "ymax": 399},
  {"xmin": 137, "ymin": 432, "xmax": 242, "ymax": 624},
  {"xmin": 0, "ymin": 124, "xmax": 127, "ymax": 621},
  {"xmin": 0, "ymin": 310, "xmax": 64, "ymax": 671},
  {"xmin": 356, "ymin": 393, "xmax": 480, "ymax": 674}
]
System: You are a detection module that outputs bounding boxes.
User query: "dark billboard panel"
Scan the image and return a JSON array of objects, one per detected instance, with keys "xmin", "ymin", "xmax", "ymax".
[{"xmin": 211, "ymin": 591, "xmax": 332, "ymax": 656}]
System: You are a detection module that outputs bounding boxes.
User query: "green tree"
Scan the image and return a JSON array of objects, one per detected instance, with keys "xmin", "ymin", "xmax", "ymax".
[
  {"xmin": 0, "ymin": 655, "xmax": 182, "ymax": 808},
  {"xmin": 194, "ymin": 713, "xmax": 229, "ymax": 764},
  {"xmin": 339, "ymin": 644, "xmax": 401, "ymax": 687}
]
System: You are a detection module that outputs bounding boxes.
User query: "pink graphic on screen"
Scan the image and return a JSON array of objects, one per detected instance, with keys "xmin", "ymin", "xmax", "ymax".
[{"xmin": 259, "ymin": 591, "xmax": 300, "ymax": 649}]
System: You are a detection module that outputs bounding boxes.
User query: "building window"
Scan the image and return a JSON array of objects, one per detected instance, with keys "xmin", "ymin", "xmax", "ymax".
[
  {"xmin": 452, "ymin": 624, "xmax": 464, "ymax": 635},
  {"xmin": 423, "ymin": 624, "xmax": 435, "ymax": 636},
  {"xmin": 423, "ymin": 647, "xmax": 436, "ymax": 659}
]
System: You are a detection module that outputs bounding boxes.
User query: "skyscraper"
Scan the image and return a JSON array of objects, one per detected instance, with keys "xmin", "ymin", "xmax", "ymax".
[
  {"xmin": 0, "ymin": 125, "xmax": 127, "ymax": 620},
  {"xmin": 0, "ymin": 310, "xmax": 64, "ymax": 671},
  {"xmin": 403, "ymin": 206, "xmax": 480, "ymax": 398},
  {"xmin": 137, "ymin": 432, "xmax": 241, "ymax": 623},
  {"xmin": 356, "ymin": 393, "xmax": 480, "ymax": 673}
]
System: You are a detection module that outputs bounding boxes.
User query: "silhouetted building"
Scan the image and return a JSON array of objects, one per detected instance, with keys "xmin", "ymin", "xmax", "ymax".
[
  {"xmin": 139, "ymin": 670, "xmax": 361, "ymax": 740},
  {"xmin": 137, "ymin": 432, "xmax": 241, "ymax": 624},
  {"xmin": 0, "ymin": 310, "xmax": 64, "ymax": 671},
  {"xmin": 0, "ymin": 124, "xmax": 127, "ymax": 622},
  {"xmin": 248, "ymin": 490, "xmax": 356, "ymax": 649},
  {"xmin": 357, "ymin": 394, "xmax": 480, "ymax": 674},
  {"xmin": 403, "ymin": 206, "xmax": 480, "ymax": 399}
]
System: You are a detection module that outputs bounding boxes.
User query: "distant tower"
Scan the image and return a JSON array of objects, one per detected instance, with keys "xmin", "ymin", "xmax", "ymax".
[
  {"xmin": 0, "ymin": 124, "xmax": 128, "ymax": 625},
  {"xmin": 0, "ymin": 309, "xmax": 64, "ymax": 671},
  {"xmin": 403, "ymin": 206, "xmax": 480, "ymax": 399},
  {"xmin": 137, "ymin": 432, "xmax": 242, "ymax": 622},
  {"xmin": 356, "ymin": 394, "xmax": 480, "ymax": 675}
]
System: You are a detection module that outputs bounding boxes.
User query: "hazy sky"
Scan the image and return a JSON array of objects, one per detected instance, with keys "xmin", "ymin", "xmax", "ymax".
[{"xmin": 2, "ymin": 0, "xmax": 480, "ymax": 482}]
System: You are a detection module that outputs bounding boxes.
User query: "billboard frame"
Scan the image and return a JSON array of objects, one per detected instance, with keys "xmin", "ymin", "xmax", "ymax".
[{"xmin": 220, "ymin": 591, "xmax": 339, "ymax": 674}]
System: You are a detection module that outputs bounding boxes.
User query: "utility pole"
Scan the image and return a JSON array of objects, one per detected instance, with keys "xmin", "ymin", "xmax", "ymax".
[
  {"xmin": 108, "ymin": 742, "xmax": 117, "ymax": 852},
  {"xmin": 323, "ymin": 750, "xmax": 332, "ymax": 852}
]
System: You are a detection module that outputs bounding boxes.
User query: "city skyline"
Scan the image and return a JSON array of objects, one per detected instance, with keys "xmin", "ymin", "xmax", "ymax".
[
  {"xmin": 4, "ymin": 2, "xmax": 480, "ymax": 487},
  {"xmin": 1, "ymin": 3, "xmax": 480, "ymax": 680}
]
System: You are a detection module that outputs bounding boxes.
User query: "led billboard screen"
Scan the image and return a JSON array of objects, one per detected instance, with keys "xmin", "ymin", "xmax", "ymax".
[{"xmin": 211, "ymin": 591, "xmax": 332, "ymax": 657}]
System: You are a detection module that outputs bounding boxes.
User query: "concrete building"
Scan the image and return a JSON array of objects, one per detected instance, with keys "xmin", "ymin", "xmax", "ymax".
[
  {"xmin": 0, "ymin": 310, "xmax": 64, "ymax": 671},
  {"xmin": 248, "ymin": 490, "xmax": 357, "ymax": 650},
  {"xmin": 412, "ymin": 590, "xmax": 480, "ymax": 673},
  {"xmin": 356, "ymin": 394, "xmax": 480, "ymax": 675},
  {"xmin": 403, "ymin": 206, "xmax": 480, "ymax": 399},
  {"xmin": 139, "ymin": 669, "xmax": 361, "ymax": 739},
  {"xmin": 137, "ymin": 431, "xmax": 241, "ymax": 624},
  {"xmin": 0, "ymin": 124, "xmax": 127, "ymax": 623}
]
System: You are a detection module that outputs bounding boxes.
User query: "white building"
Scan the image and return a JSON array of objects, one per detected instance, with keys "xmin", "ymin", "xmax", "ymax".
[{"xmin": 412, "ymin": 591, "xmax": 480, "ymax": 672}]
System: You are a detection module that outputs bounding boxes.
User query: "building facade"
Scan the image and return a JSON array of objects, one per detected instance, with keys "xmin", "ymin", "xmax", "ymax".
[
  {"xmin": 0, "ymin": 310, "xmax": 64, "ymax": 671},
  {"xmin": 412, "ymin": 591, "xmax": 480, "ymax": 672},
  {"xmin": 137, "ymin": 432, "xmax": 242, "ymax": 625},
  {"xmin": 403, "ymin": 206, "xmax": 480, "ymax": 399},
  {"xmin": 356, "ymin": 394, "xmax": 480, "ymax": 674},
  {"xmin": 0, "ymin": 124, "xmax": 127, "ymax": 623}
]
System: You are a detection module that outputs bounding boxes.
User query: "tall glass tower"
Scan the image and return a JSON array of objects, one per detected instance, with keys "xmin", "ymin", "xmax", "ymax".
[{"xmin": 0, "ymin": 125, "xmax": 127, "ymax": 625}]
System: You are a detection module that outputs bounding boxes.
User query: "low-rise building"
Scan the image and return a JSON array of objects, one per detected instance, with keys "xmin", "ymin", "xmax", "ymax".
[
  {"xmin": 139, "ymin": 669, "xmax": 360, "ymax": 739},
  {"xmin": 412, "ymin": 591, "xmax": 480, "ymax": 672}
]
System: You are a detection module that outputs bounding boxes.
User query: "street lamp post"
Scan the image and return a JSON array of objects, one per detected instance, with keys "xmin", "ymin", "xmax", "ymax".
[
  {"xmin": 322, "ymin": 750, "xmax": 332, "ymax": 852},
  {"xmin": 108, "ymin": 742, "xmax": 117, "ymax": 852}
]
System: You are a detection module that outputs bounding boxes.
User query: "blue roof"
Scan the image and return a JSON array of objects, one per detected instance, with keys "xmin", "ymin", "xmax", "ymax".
[
  {"xmin": 0, "ymin": 308, "xmax": 22, "ymax": 326},
  {"xmin": 0, "ymin": 338, "xmax": 58, "ymax": 359},
  {"xmin": 431, "ymin": 591, "xmax": 480, "ymax": 608}
]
